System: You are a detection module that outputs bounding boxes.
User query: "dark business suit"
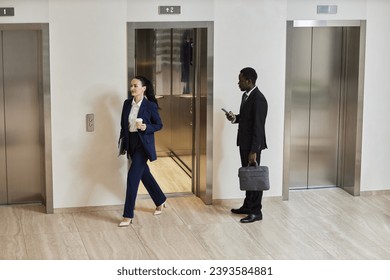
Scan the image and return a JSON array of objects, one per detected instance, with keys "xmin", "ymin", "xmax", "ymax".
[
  {"xmin": 119, "ymin": 97, "xmax": 166, "ymax": 218},
  {"xmin": 233, "ymin": 87, "xmax": 268, "ymax": 215}
]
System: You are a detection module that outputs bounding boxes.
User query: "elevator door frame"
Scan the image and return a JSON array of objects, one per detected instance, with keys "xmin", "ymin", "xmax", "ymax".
[
  {"xmin": 0, "ymin": 24, "xmax": 53, "ymax": 212},
  {"xmin": 283, "ymin": 20, "xmax": 366, "ymax": 200},
  {"xmin": 127, "ymin": 21, "xmax": 214, "ymax": 205}
]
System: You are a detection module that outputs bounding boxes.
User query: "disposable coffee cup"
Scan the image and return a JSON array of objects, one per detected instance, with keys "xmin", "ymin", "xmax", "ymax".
[{"xmin": 136, "ymin": 118, "xmax": 143, "ymax": 129}]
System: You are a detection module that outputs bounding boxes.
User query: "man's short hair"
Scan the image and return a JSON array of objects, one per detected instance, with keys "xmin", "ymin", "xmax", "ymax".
[{"xmin": 240, "ymin": 67, "xmax": 258, "ymax": 84}]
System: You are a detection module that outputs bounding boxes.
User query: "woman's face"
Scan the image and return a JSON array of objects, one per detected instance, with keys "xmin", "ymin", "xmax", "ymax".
[{"xmin": 130, "ymin": 78, "xmax": 146, "ymax": 100}]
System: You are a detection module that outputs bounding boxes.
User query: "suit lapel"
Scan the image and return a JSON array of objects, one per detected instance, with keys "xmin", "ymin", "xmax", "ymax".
[
  {"xmin": 241, "ymin": 87, "xmax": 258, "ymax": 112},
  {"xmin": 240, "ymin": 91, "xmax": 251, "ymax": 113},
  {"xmin": 240, "ymin": 93, "xmax": 247, "ymax": 111},
  {"xmin": 137, "ymin": 97, "xmax": 147, "ymax": 118},
  {"xmin": 125, "ymin": 98, "xmax": 132, "ymax": 120}
]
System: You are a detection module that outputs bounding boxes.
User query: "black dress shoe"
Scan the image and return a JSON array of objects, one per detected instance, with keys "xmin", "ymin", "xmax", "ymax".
[
  {"xmin": 240, "ymin": 214, "xmax": 262, "ymax": 223},
  {"xmin": 231, "ymin": 208, "xmax": 250, "ymax": 215}
]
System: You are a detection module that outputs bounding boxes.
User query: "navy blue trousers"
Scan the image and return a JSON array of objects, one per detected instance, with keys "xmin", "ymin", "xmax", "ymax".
[{"xmin": 123, "ymin": 145, "xmax": 166, "ymax": 218}]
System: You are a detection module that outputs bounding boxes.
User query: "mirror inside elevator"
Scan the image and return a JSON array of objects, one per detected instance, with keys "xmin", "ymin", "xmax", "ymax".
[
  {"xmin": 127, "ymin": 22, "xmax": 213, "ymax": 204},
  {"xmin": 283, "ymin": 21, "xmax": 366, "ymax": 199}
]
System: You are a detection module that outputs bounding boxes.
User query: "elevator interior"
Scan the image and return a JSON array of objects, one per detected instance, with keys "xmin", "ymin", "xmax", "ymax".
[
  {"xmin": 127, "ymin": 22, "xmax": 213, "ymax": 204},
  {"xmin": 283, "ymin": 20, "xmax": 366, "ymax": 199},
  {"xmin": 0, "ymin": 24, "xmax": 52, "ymax": 210}
]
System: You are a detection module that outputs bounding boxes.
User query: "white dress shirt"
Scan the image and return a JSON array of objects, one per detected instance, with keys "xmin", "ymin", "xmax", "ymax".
[{"xmin": 128, "ymin": 98, "xmax": 143, "ymax": 132}]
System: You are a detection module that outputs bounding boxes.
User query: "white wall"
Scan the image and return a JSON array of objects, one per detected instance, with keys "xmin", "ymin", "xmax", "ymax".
[
  {"xmin": 48, "ymin": 0, "xmax": 128, "ymax": 208},
  {"xmin": 127, "ymin": 0, "xmax": 213, "ymax": 21},
  {"xmin": 0, "ymin": 0, "xmax": 48, "ymax": 22},
  {"xmin": 1, "ymin": 0, "xmax": 389, "ymax": 209},
  {"xmin": 213, "ymin": 0, "xmax": 287, "ymax": 199},
  {"xmin": 361, "ymin": 0, "xmax": 390, "ymax": 191}
]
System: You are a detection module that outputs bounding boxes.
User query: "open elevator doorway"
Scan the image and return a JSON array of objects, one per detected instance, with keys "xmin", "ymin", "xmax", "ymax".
[{"xmin": 127, "ymin": 22, "xmax": 214, "ymax": 205}]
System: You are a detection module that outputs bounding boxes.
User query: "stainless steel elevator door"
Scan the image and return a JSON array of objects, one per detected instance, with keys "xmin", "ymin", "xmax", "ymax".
[
  {"xmin": 288, "ymin": 27, "xmax": 312, "ymax": 189},
  {"xmin": 289, "ymin": 27, "xmax": 342, "ymax": 189},
  {"xmin": 309, "ymin": 28, "xmax": 342, "ymax": 187},
  {"xmin": 284, "ymin": 20, "xmax": 365, "ymax": 198},
  {"xmin": 0, "ymin": 30, "xmax": 43, "ymax": 204}
]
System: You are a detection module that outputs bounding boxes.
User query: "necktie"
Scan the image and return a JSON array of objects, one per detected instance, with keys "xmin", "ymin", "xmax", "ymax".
[
  {"xmin": 242, "ymin": 93, "xmax": 248, "ymax": 103},
  {"xmin": 240, "ymin": 93, "xmax": 248, "ymax": 111}
]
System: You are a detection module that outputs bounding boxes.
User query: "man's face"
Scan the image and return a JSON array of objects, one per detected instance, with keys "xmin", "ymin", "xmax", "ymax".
[{"xmin": 238, "ymin": 73, "xmax": 250, "ymax": 92}]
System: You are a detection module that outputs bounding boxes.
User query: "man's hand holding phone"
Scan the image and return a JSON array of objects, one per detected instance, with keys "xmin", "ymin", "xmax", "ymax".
[{"xmin": 222, "ymin": 108, "xmax": 235, "ymax": 122}]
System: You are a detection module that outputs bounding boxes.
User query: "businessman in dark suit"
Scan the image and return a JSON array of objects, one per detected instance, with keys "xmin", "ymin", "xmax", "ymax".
[{"xmin": 225, "ymin": 67, "xmax": 268, "ymax": 223}]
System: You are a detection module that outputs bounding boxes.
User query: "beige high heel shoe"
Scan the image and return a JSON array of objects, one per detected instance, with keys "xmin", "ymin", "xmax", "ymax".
[
  {"xmin": 118, "ymin": 218, "xmax": 133, "ymax": 227},
  {"xmin": 153, "ymin": 202, "xmax": 167, "ymax": 215}
]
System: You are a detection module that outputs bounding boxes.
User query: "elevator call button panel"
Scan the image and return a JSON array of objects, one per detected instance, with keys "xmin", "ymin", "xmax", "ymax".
[{"xmin": 86, "ymin": 114, "xmax": 94, "ymax": 132}]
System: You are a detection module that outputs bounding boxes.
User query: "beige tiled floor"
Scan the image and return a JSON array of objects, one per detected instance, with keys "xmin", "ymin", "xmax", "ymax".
[
  {"xmin": 138, "ymin": 156, "xmax": 192, "ymax": 195},
  {"xmin": 1, "ymin": 188, "xmax": 390, "ymax": 260}
]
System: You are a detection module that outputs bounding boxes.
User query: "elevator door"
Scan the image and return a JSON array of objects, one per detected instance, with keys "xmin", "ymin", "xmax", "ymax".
[
  {"xmin": 289, "ymin": 27, "xmax": 342, "ymax": 189},
  {"xmin": 286, "ymin": 21, "xmax": 363, "ymax": 192},
  {"xmin": 0, "ymin": 30, "xmax": 43, "ymax": 205}
]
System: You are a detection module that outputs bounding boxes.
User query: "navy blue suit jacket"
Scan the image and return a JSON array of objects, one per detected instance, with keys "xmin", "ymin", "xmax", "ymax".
[{"xmin": 120, "ymin": 97, "xmax": 163, "ymax": 161}]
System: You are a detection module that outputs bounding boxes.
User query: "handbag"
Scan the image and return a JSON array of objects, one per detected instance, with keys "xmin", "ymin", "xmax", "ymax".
[
  {"xmin": 238, "ymin": 163, "xmax": 270, "ymax": 191},
  {"xmin": 118, "ymin": 137, "xmax": 126, "ymax": 156}
]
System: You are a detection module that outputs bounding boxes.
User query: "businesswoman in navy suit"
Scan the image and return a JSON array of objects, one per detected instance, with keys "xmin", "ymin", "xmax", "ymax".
[{"xmin": 118, "ymin": 75, "xmax": 166, "ymax": 227}]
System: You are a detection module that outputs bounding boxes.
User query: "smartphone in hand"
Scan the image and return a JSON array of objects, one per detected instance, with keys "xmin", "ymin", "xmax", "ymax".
[{"xmin": 222, "ymin": 108, "xmax": 235, "ymax": 122}]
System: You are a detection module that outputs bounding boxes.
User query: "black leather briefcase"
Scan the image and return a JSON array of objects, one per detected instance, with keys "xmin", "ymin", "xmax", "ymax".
[{"xmin": 238, "ymin": 164, "xmax": 270, "ymax": 191}]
